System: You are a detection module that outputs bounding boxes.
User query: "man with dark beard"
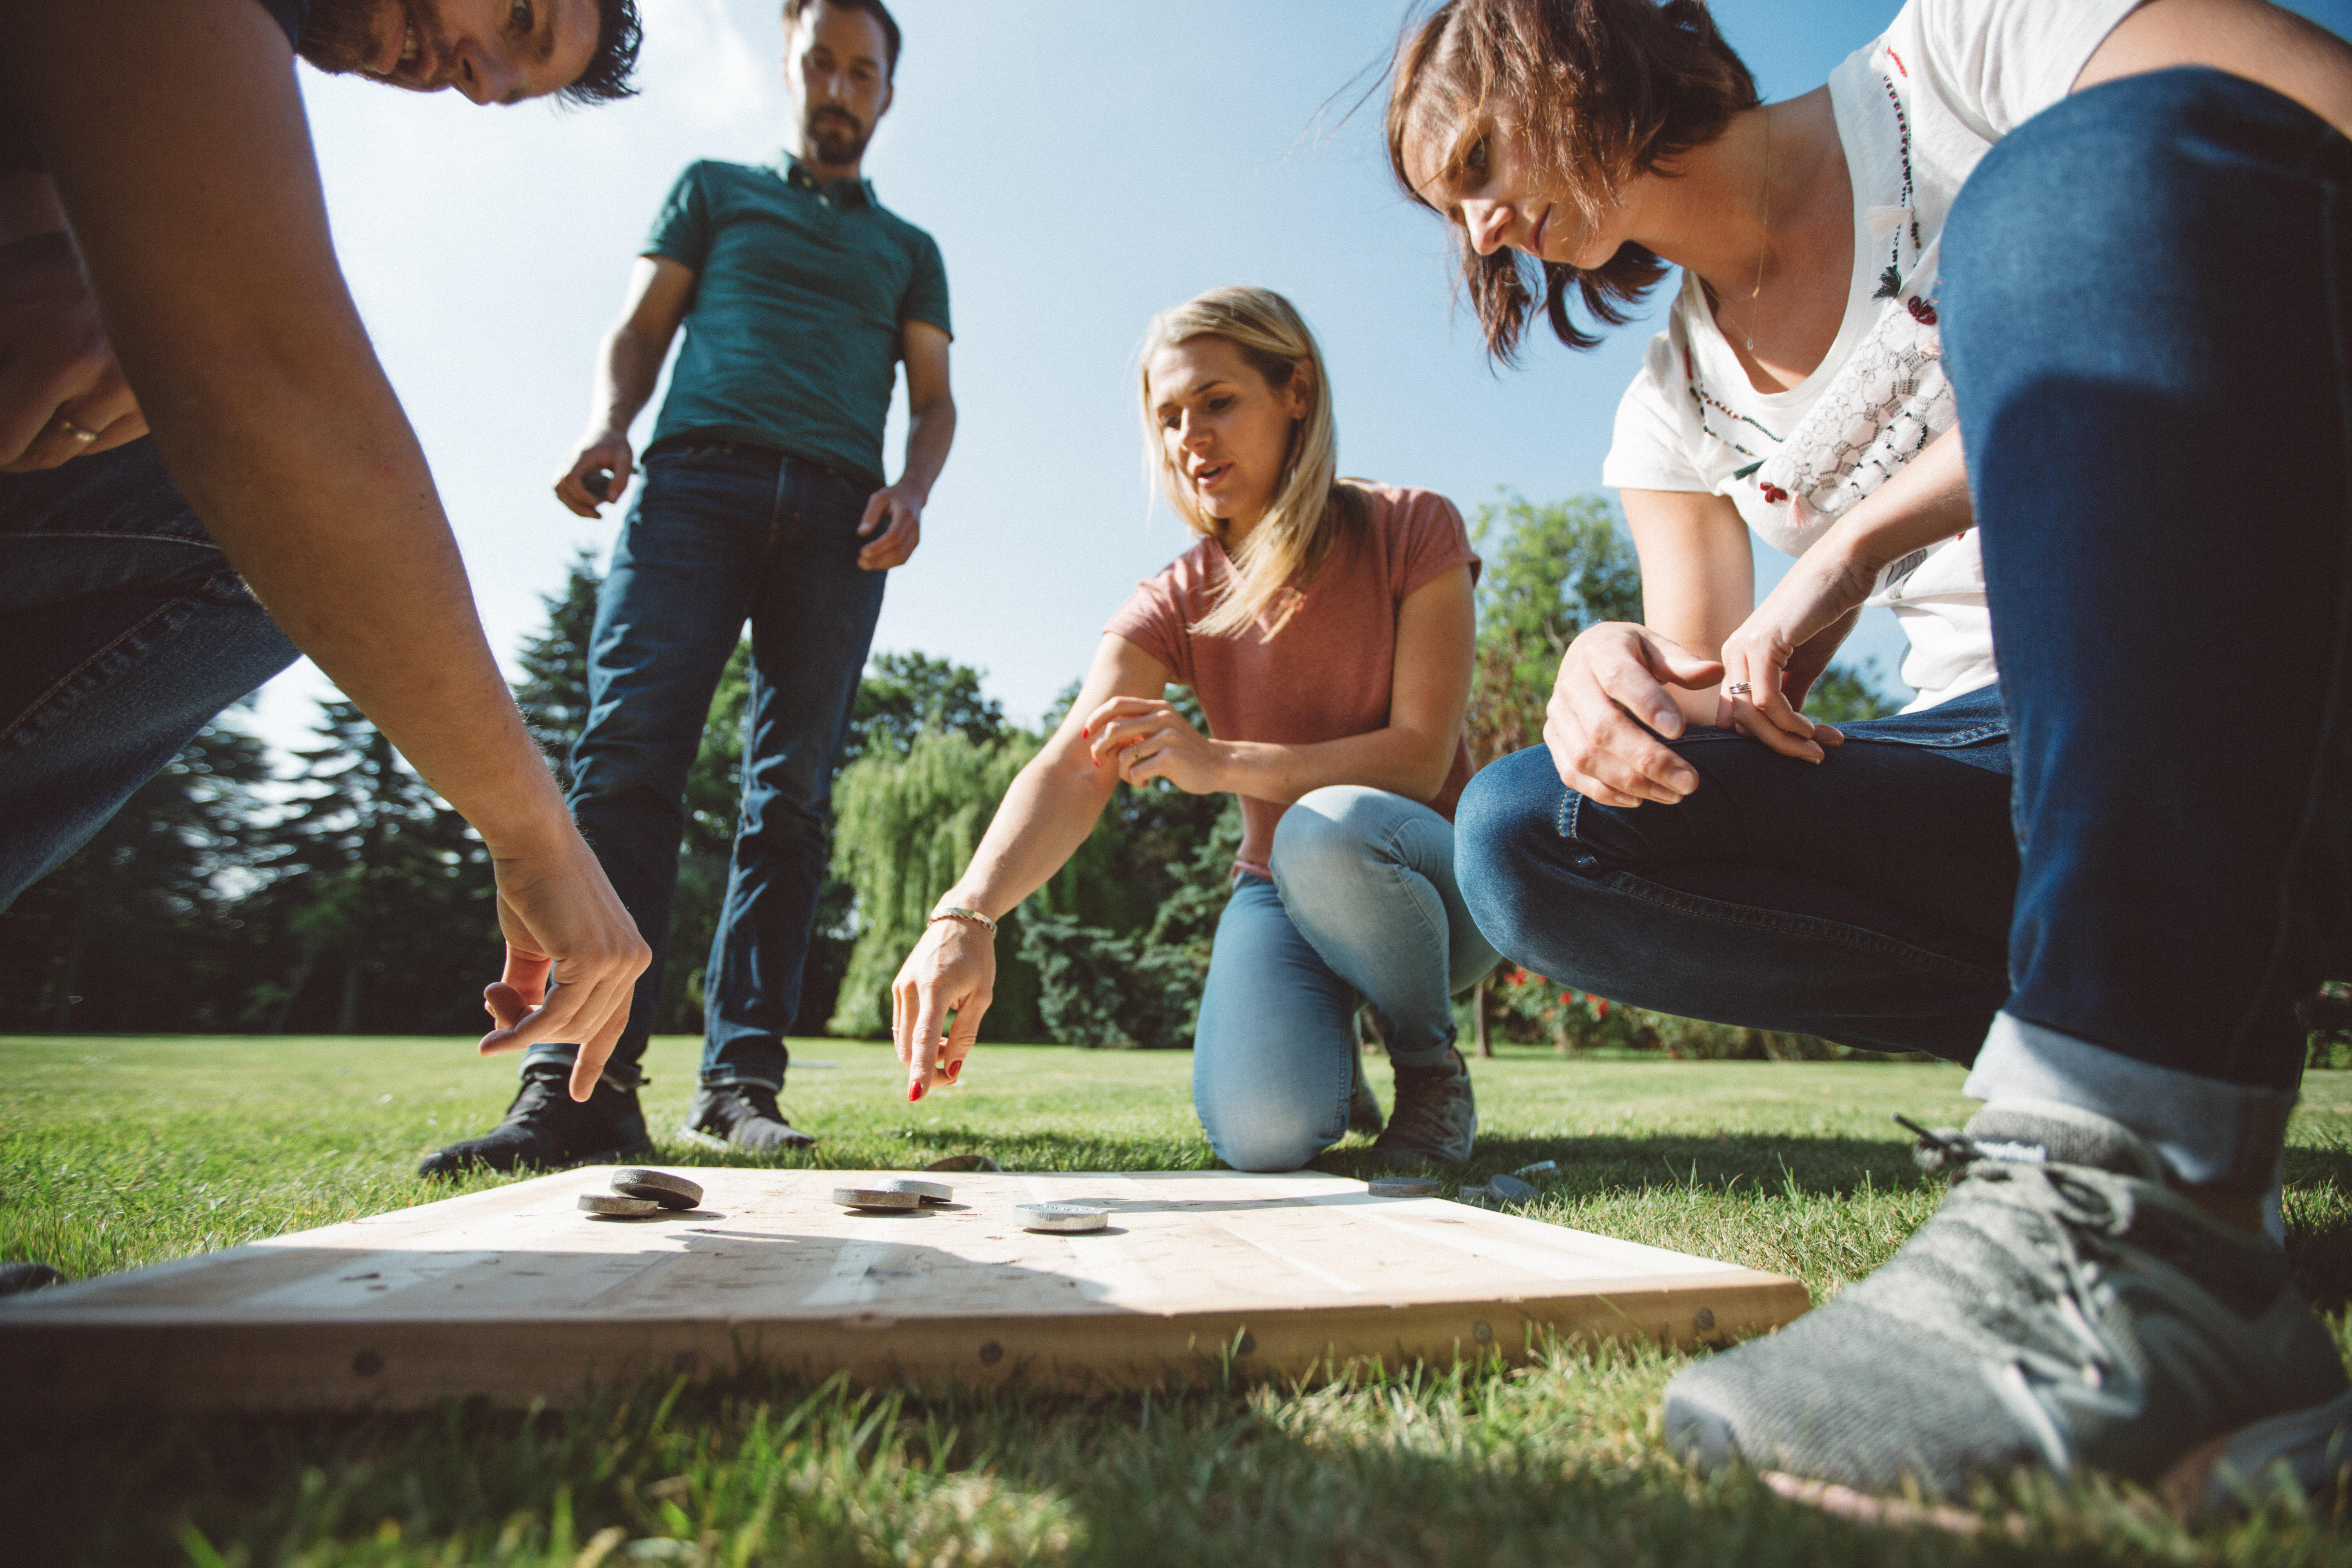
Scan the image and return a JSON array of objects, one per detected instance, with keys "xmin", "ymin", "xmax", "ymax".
[
  {"xmin": 422, "ymin": 0, "xmax": 955, "ymax": 1171},
  {"xmin": 0, "ymin": 0, "xmax": 653, "ymax": 1095}
]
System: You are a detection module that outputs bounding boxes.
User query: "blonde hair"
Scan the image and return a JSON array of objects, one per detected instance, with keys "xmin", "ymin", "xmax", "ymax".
[{"xmin": 1138, "ymin": 286, "xmax": 1366, "ymax": 641}]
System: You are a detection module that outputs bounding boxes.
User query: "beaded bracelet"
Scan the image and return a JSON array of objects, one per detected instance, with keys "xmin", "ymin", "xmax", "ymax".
[{"xmin": 928, "ymin": 906, "xmax": 998, "ymax": 936}]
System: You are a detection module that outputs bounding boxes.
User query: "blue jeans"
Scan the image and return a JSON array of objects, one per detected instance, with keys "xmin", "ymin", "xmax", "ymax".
[
  {"xmin": 523, "ymin": 440, "xmax": 886, "ymax": 1092},
  {"xmin": 0, "ymin": 438, "xmax": 298, "ymax": 907},
  {"xmin": 1458, "ymin": 686, "xmax": 2018, "ymax": 1063},
  {"xmin": 1939, "ymin": 68, "xmax": 2351, "ymax": 1194},
  {"xmin": 1192, "ymin": 786, "xmax": 1500, "ymax": 1172}
]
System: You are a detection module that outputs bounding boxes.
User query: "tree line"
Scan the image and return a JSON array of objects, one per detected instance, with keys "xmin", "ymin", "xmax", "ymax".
[{"xmin": 1, "ymin": 495, "xmax": 1909, "ymax": 1054}]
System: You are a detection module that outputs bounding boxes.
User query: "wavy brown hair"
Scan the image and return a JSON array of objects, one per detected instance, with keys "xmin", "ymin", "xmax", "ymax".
[{"xmin": 1386, "ymin": 0, "xmax": 1756, "ymax": 363}]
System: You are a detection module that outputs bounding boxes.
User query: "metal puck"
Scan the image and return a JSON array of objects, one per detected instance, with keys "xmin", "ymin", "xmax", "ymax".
[
  {"xmin": 878, "ymin": 1177, "xmax": 952, "ymax": 1204},
  {"xmin": 833, "ymin": 1187, "xmax": 922, "ymax": 1212},
  {"xmin": 579, "ymin": 1193, "xmax": 662, "ymax": 1217},
  {"xmin": 1484, "ymin": 1174, "xmax": 1539, "ymax": 1203},
  {"xmin": 1367, "ymin": 1177, "xmax": 1442, "ymax": 1198},
  {"xmin": 1513, "ymin": 1160, "xmax": 1559, "ymax": 1180},
  {"xmin": 1017, "ymin": 1203, "xmax": 1109, "ymax": 1234},
  {"xmin": 926, "ymin": 1154, "xmax": 1002, "ymax": 1173},
  {"xmin": 610, "ymin": 1168, "xmax": 703, "ymax": 1209}
]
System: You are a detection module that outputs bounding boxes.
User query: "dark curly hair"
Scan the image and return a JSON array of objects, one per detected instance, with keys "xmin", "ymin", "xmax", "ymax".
[
  {"xmin": 1387, "ymin": 0, "xmax": 1756, "ymax": 363},
  {"xmin": 555, "ymin": 0, "xmax": 643, "ymax": 105}
]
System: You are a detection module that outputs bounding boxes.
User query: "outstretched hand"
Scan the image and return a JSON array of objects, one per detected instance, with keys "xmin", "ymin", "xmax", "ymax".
[
  {"xmin": 892, "ymin": 916, "xmax": 993, "ymax": 1100},
  {"xmin": 477, "ymin": 826, "xmax": 650, "ymax": 1101}
]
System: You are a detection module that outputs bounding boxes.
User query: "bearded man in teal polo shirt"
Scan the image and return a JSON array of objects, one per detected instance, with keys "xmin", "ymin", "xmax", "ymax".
[{"xmin": 424, "ymin": 0, "xmax": 955, "ymax": 1174}]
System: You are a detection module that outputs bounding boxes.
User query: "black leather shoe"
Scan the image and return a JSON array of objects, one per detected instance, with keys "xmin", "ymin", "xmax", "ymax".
[
  {"xmin": 417, "ymin": 1063, "xmax": 654, "ymax": 1178},
  {"xmin": 682, "ymin": 1082, "xmax": 817, "ymax": 1152}
]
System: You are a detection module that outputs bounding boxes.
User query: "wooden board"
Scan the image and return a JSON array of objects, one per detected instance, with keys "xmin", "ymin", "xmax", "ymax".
[{"xmin": 0, "ymin": 1167, "xmax": 1810, "ymax": 1410}]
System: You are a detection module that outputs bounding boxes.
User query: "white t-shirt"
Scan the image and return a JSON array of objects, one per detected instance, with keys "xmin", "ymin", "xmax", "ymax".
[{"xmin": 1601, "ymin": 0, "xmax": 2142, "ymax": 711}]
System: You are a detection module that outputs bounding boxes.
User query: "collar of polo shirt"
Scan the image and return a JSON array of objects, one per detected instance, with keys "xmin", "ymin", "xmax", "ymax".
[{"xmin": 776, "ymin": 152, "xmax": 874, "ymax": 209}]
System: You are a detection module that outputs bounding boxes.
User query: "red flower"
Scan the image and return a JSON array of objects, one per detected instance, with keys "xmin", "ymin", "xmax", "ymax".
[
  {"xmin": 1560, "ymin": 992, "xmax": 1574, "ymax": 1006},
  {"xmin": 1595, "ymin": 998, "xmax": 1611, "ymax": 1019},
  {"xmin": 1907, "ymin": 296, "xmax": 1939, "ymax": 326},
  {"xmin": 1759, "ymin": 481, "xmax": 1788, "ymax": 505}
]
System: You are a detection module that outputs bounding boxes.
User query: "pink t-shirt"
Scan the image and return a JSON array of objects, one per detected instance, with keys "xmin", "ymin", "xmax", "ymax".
[{"xmin": 1104, "ymin": 483, "xmax": 1481, "ymax": 879}]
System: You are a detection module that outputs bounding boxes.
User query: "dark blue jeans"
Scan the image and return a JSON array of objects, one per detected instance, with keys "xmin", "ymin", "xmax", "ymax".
[
  {"xmin": 1938, "ymin": 68, "xmax": 2351, "ymax": 1193},
  {"xmin": 524, "ymin": 440, "xmax": 886, "ymax": 1092},
  {"xmin": 1457, "ymin": 686, "xmax": 2018, "ymax": 1064},
  {"xmin": 0, "ymin": 438, "xmax": 298, "ymax": 907}
]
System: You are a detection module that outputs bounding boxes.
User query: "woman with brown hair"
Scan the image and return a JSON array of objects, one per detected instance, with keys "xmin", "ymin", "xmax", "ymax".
[
  {"xmin": 887, "ymin": 285, "xmax": 1496, "ymax": 1172},
  {"xmin": 1387, "ymin": 0, "xmax": 2352, "ymax": 1514}
]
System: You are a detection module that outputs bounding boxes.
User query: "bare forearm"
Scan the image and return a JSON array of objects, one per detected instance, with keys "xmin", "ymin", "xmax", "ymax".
[
  {"xmin": 17, "ymin": 0, "xmax": 566, "ymax": 851},
  {"xmin": 1215, "ymin": 726, "xmax": 1456, "ymax": 807},
  {"xmin": 160, "ymin": 345, "xmax": 567, "ymax": 848},
  {"xmin": 895, "ymin": 394, "xmax": 955, "ymax": 505},
  {"xmin": 944, "ymin": 741, "xmax": 1113, "ymax": 918},
  {"xmin": 1815, "ymin": 425, "xmax": 1972, "ymax": 578},
  {"xmin": 588, "ymin": 323, "xmax": 664, "ymax": 442}
]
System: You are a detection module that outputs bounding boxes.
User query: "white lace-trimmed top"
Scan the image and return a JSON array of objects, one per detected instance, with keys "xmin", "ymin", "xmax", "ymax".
[{"xmin": 1601, "ymin": 0, "xmax": 2142, "ymax": 712}]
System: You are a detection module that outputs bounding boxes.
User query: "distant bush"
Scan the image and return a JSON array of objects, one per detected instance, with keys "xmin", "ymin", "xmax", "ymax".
[{"xmin": 1483, "ymin": 964, "xmax": 1880, "ymax": 1061}]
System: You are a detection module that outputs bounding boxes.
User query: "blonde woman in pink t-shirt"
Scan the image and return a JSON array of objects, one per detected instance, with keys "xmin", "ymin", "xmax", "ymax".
[{"xmin": 889, "ymin": 285, "xmax": 1498, "ymax": 1170}]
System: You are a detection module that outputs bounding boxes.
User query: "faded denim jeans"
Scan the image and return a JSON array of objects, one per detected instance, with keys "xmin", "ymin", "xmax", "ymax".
[{"xmin": 1193, "ymin": 786, "xmax": 1499, "ymax": 1172}]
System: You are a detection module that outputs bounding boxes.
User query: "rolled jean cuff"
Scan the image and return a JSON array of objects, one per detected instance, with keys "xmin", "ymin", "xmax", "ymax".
[
  {"xmin": 699, "ymin": 1069, "xmax": 783, "ymax": 1092},
  {"xmin": 519, "ymin": 1042, "xmax": 645, "ymax": 1094},
  {"xmin": 1962, "ymin": 1012, "xmax": 2295, "ymax": 1193}
]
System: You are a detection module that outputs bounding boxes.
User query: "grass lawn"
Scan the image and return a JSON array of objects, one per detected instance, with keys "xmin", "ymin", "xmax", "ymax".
[{"xmin": 6, "ymin": 1033, "xmax": 2352, "ymax": 1566}]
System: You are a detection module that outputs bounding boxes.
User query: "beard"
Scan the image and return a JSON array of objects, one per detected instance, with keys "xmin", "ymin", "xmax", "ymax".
[
  {"xmin": 803, "ymin": 105, "xmax": 873, "ymax": 167},
  {"xmin": 296, "ymin": 0, "xmax": 437, "ymax": 82}
]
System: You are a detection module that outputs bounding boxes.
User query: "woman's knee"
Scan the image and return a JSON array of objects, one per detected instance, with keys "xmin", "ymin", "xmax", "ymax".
[
  {"xmin": 1270, "ymin": 785, "xmax": 1396, "ymax": 886},
  {"xmin": 1196, "ymin": 1085, "xmax": 1336, "ymax": 1172}
]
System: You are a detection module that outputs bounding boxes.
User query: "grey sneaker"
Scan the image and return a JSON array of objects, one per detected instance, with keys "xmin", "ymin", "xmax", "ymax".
[
  {"xmin": 681, "ymin": 1082, "xmax": 816, "ymax": 1153},
  {"xmin": 1347, "ymin": 1048, "xmax": 1385, "ymax": 1137},
  {"xmin": 1661, "ymin": 1099, "xmax": 2349, "ymax": 1503},
  {"xmin": 1370, "ymin": 1049, "xmax": 1474, "ymax": 1167}
]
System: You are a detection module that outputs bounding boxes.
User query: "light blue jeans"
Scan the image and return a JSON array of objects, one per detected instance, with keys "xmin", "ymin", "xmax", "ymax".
[{"xmin": 1192, "ymin": 785, "xmax": 1500, "ymax": 1172}]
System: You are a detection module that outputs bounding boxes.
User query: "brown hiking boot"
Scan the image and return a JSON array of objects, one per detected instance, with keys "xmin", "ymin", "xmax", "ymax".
[{"xmin": 1371, "ymin": 1048, "xmax": 1475, "ymax": 1167}]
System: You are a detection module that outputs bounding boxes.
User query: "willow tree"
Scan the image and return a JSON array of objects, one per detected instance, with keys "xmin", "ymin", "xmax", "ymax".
[{"xmin": 828, "ymin": 728, "xmax": 1044, "ymax": 1038}]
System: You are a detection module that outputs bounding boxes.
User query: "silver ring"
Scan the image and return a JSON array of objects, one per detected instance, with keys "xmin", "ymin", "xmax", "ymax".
[
  {"xmin": 1724, "ymin": 682, "xmax": 1754, "ymax": 698},
  {"xmin": 54, "ymin": 416, "xmax": 98, "ymax": 445}
]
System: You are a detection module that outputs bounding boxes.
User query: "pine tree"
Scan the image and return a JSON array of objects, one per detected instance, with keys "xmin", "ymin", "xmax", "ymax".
[
  {"xmin": 0, "ymin": 721, "xmax": 275, "ymax": 1033},
  {"xmin": 254, "ymin": 699, "xmax": 493, "ymax": 1033},
  {"xmin": 513, "ymin": 548, "xmax": 604, "ymax": 791}
]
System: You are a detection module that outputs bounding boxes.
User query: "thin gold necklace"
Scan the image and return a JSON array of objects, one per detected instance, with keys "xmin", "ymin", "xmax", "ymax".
[{"xmin": 1745, "ymin": 103, "xmax": 1772, "ymax": 353}]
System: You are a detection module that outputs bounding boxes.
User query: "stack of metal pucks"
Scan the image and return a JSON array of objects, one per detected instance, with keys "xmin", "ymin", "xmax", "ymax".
[
  {"xmin": 577, "ymin": 1167, "xmax": 705, "ymax": 1218},
  {"xmin": 833, "ymin": 1178, "xmax": 955, "ymax": 1212}
]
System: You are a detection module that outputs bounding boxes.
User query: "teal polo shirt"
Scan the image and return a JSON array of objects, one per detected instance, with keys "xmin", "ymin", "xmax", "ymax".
[{"xmin": 644, "ymin": 154, "xmax": 951, "ymax": 491}]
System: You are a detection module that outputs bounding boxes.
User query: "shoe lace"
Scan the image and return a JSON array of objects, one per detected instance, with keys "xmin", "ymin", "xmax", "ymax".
[
  {"xmin": 1383, "ymin": 1065, "xmax": 1461, "ymax": 1147},
  {"xmin": 1895, "ymin": 1111, "xmax": 1994, "ymax": 1176},
  {"xmin": 721, "ymin": 1082, "xmax": 788, "ymax": 1127},
  {"xmin": 501, "ymin": 1070, "xmax": 569, "ymax": 1125}
]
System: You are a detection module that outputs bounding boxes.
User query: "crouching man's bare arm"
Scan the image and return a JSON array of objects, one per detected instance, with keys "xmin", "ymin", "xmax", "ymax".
[{"xmin": 1, "ymin": 0, "xmax": 647, "ymax": 1093}]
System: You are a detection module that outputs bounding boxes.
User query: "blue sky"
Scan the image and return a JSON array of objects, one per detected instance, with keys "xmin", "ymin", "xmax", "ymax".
[{"xmin": 263, "ymin": 0, "xmax": 2352, "ymax": 757}]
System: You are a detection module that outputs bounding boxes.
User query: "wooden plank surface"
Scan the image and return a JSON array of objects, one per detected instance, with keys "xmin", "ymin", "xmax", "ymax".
[{"xmin": 0, "ymin": 1167, "xmax": 1811, "ymax": 1409}]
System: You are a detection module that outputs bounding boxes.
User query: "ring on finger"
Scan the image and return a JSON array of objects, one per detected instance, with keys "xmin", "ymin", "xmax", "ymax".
[
  {"xmin": 53, "ymin": 414, "xmax": 99, "ymax": 445},
  {"xmin": 1724, "ymin": 682, "xmax": 1754, "ymax": 698}
]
